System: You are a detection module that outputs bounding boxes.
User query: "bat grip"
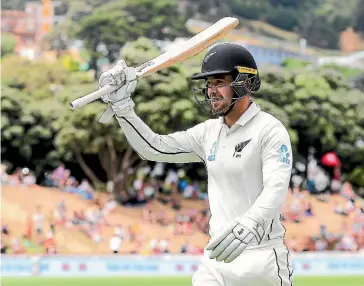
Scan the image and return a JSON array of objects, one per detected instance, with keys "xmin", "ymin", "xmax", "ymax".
[{"xmin": 69, "ymin": 85, "xmax": 119, "ymax": 110}]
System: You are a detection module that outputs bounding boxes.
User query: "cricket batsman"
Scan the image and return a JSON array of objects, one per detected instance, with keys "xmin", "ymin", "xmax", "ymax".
[{"xmin": 98, "ymin": 43, "xmax": 293, "ymax": 285}]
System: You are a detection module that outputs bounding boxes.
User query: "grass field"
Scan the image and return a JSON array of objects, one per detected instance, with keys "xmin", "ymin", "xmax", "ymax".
[{"xmin": 2, "ymin": 276, "xmax": 364, "ymax": 286}]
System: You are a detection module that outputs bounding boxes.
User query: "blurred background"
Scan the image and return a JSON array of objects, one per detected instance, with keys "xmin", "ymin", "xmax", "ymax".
[{"xmin": 1, "ymin": 0, "xmax": 364, "ymax": 285}]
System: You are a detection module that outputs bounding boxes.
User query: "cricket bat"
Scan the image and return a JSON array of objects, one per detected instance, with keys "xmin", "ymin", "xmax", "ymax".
[{"xmin": 70, "ymin": 17, "xmax": 239, "ymax": 110}]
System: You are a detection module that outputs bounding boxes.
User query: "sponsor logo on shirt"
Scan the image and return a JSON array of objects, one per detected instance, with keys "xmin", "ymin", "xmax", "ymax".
[
  {"xmin": 208, "ymin": 141, "xmax": 217, "ymax": 161},
  {"xmin": 237, "ymin": 228, "xmax": 244, "ymax": 236},
  {"xmin": 233, "ymin": 139, "xmax": 251, "ymax": 158},
  {"xmin": 277, "ymin": 144, "xmax": 291, "ymax": 165}
]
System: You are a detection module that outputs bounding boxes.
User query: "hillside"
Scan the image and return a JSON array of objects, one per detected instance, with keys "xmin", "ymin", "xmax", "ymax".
[
  {"xmin": 2, "ymin": 185, "xmax": 362, "ymax": 254},
  {"xmin": 1, "ymin": 185, "xmax": 209, "ymax": 254}
]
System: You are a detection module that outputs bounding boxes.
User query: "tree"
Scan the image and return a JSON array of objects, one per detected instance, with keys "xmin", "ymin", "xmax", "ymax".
[
  {"xmin": 1, "ymin": 85, "xmax": 61, "ymax": 178},
  {"xmin": 1, "ymin": 33, "xmax": 17, "ymax": 58},
  {"xmin": 264, "ymin": 6, "xmax": 299, "ymax": 31},
  {"xmin": 352, "ymin": 0, "xmax": 364, "ymax": 32},
  {"xmin": 255, "ymin": 65, "xmax": 364, "ymax": 187},
  {"xmin": 53, "ymin": 38, "xmax": 206, "ymax": 194},
  {"xmin": 74, "ymin": 0, "xmax": 189, "ymax": 78},
  {"xmin": 0, "ymin": 56, "xmax": 91, "ymax": 179},
  {"xmin": 1, "ymin": 0, "xmax": 37, "ymax": 10}
]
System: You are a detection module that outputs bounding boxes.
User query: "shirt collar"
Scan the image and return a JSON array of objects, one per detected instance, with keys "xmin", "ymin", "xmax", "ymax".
[{"xmin": 219, "ymin": 101, "xmax": 261, "ymax": 127}]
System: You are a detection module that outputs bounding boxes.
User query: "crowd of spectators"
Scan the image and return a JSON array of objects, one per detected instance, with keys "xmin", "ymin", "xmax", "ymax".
[{"xmin": 1, "ymin": 158, "xmax": 363, "ymax": 255}]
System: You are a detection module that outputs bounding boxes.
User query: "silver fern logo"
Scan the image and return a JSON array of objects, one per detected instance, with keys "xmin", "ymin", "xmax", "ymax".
[{"xmin": 233, "ymin": 139, "xmax": 251, "ymax": 158}]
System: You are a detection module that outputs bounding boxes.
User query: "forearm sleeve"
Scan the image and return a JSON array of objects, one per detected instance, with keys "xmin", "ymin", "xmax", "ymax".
[
  {"xmin": 115, "ymin": 110, "xmax": 205, "ymax": 163},
  {"xmin": 245, "ymin": 123, "xmax": 292, "ymax": 225}
]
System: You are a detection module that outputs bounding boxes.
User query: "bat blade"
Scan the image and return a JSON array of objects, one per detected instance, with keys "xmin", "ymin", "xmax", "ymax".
[
  {"xmin": 70, "ymin": 17, "xmax": 239, "ymax": 110},
  {"xmin": 135, "ymin": 17, "xmax": 239, "ymax": 78}
]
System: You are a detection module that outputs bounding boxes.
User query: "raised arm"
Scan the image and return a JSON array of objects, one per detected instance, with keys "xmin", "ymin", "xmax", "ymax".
[
  {"xmin": 98, "ymin": 60, "xmax": 205, "ymax": 164},
  {"xmin": 115, "ymin": 110, "xmax": 205, "ymax": 163}
]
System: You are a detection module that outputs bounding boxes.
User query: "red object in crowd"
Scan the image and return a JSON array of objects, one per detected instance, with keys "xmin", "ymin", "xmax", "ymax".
[
  {"xmin": 25, "ymin": 215, "xmax": 32, "ymax": 240},
  {"xmin": 321, "ymin": 152, "xmax": 341, "ymax": 167}
]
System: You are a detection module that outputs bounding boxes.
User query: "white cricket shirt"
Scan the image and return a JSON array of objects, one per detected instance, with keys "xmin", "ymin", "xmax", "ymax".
[{"xmin": 115, "ymin": 101, "xmax": 292, "ymax": 247}]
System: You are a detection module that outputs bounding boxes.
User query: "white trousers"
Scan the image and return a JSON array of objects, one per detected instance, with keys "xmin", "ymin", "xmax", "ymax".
[{"xmin": 192, "ymin": 243, "xmax": 293, "ymax": 286}]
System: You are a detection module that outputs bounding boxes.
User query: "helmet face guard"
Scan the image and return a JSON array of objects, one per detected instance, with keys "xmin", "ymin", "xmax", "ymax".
[{"xmin": 192, "ymin": 66, "xmax": 261, "ymax": 116}]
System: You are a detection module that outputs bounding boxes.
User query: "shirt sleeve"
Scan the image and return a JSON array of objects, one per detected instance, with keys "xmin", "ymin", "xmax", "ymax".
[
  {"xmin": 246, "ymin": 122, "xmax": 292, "ymax": 224},
  {"xmin": 114, "ymin": 110, "xmax": 205, "ymax": 163}
]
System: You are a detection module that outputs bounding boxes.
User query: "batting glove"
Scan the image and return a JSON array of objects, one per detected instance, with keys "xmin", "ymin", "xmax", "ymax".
[
  {"xmin": 206, "ymin": 215, "xmax": 266, "ymax": 263},
  {"xmin": 98, "ymin": 60, "xmax": 137, "ymax": 123}
]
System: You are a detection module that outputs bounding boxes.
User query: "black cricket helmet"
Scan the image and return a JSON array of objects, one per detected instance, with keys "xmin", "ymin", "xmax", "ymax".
[{"xmin": 191, "ymin": 43, "xmax": 261, "ymax": 116}]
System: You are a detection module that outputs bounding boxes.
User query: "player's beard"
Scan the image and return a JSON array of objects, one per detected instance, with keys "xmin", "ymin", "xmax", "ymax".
[{"xmin": 209, "ymin": 92, "xmax": 232, "ymax": 114}]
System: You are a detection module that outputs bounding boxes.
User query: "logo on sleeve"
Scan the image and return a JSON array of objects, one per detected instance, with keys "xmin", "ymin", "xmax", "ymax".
[
  {"xmin": 208, "ymin": 141, "xmax": 217, "ymax": 161},
  {"xmin": 233, "ymin": 139, "xmax": 251, "ymax": 158},
  {"xmin": 277, "ymin": 144, "xmax": 291, "ymax": 165}
]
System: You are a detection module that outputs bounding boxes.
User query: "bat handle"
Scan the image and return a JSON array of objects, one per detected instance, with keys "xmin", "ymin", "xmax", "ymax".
[{"xmin": 69, "ymin": 85, "xmax": 119, "ymax": 110}]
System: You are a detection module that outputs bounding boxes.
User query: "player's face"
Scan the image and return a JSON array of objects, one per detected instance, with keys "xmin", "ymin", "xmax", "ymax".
[{"xmin": 206, "ymin": 74, "xmax": 235, "ymax": 113}]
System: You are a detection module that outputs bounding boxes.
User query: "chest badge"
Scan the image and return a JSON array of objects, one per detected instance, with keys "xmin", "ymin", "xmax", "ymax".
[
  {"xmin": 208, "ymin": 141, "xmax": 217, "ymax": 161},
  {"xmin": 233, "ymin": 139, "xmax": 251, "ymax": 158}
]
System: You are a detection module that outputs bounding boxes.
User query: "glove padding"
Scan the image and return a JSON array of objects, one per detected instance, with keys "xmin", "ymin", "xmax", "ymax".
[
  {"xmin": 206, "ymin": 216, "xmax": 266, "ymax": 263},
  {"xmin": 98, "ymin": 60, "xmax": 137, "ymax": 123}
]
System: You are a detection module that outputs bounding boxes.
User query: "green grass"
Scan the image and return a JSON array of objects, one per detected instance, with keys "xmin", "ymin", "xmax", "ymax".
[{"xmin": 2, "ymin": 276, "xmax": 364, "ymax": 286}]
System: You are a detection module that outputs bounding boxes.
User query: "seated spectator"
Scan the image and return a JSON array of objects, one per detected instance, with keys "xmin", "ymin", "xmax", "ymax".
[
  {"xmin": 142, "ymin": 202, "xmax": 157, "ymax": 224},
  {"xmin": 158, "ymin": 239, "xmax": 169, "ymax": 253},
  {"xmin": 1, "ymin": 237, "xmax": 9, "ymax": 254},
  {"xmin": 23, "ymin": 173, "xmax": 36, "ymax": 186},
  {"xmin": 319, "ymin": 224, "xmax": 329, "ymax": 238},
  {"xmin": 334, "ymin": 203, "xmax": 348, "ymax": 216},
  {"xmin": 189, "ymin": 246, "xmax": 204, "ymax": 255},
  {"xmin": 103, "ymin": 195, "xmax": 118, "ymax": 216},
  {"xmin": 180, "ymin": 240, "xmax": 189, "ymax": 254},
  {"xmin": 314, "ymin": 238, "xmax": 328, "ymax": 251},
  {"xmin": 114, "ymin": 224, "xmax": 124, "ymax": 239},
  {"xmin": 0, "ymin": 164, "xmax": 9, "ymax": 185},
  {"xmin": 156, "ymin": 210, "xmax": 168, "ymax": 226},
  {"xmin": 345, "ymin": 198, "xmax": 356, "ymax": 213},
  {"xmin": 2, "ymin": 225, "xmax": 9, "ymax": 236},
  {"xmin": 63, "ymin": 176, "xmax": 79, "ymax": 194},
  {"xmin": 183, "ymin": 184, "xmax": 195, "ymax": 199},
  {"xmin": 51, "ymin": 164, "xmax": 66, "ymax": 187},
  {"xmin": 33, "ymin": 205, "xmax": 44, "ymax": 243},
  {"xmin": 352, "ymin": 209, "xmax": 363, "ymax": 235},
  {"xmin": 287, "ymin": 199, "xmax": 302, "ymax": 223},
  {"xmin": 317, "ymin": 192, "xmax": 330, "ymax": 202},
  {"xmin": 341, "ymin": 182, "xmax": 356, "ymax": 199},
  {"xmin": 48, "ymin": 210, "xmax": 56, "ymax": 235},
  {"xmin": 143, "ymin": 180, "xmax": 156, "ymax": 199},
  {"xmin": 42, "ymin": 172, "xmax": 54, "ymax": 187},
  {"xmin": 11, "ymin": 237, "xmax": 25, "ymax": 254},
  {"xmin": 337, "ymin": 233, "xmax": 358, "ymax": 251},
  {"xmin": 304, "ymin": 200, "xmax": 314, "ymax": 216},
  {"xmin": 149, "ymin": 239, "xmax": 159, "ymax": 254},
  {"xmin": 175, "ymin": 212, "xmax": 184, "ymax": 235},
  {"xmin": 109, "ymin": 234, "xmax": 122, "ymax": 254},
  {"xmin": 78, "ymin": 179, "xmax": 95, "ymax": 200},
  {"xmin": 198, "ymin": 190, "xmax": 208, "ymax": 200},
  {"xmin": 301, "ymin": 236, "xmax": 315, "ymax": 251},
  {"xmin": 128, "ymin": 225, "xmax": 137, "ymax": 242},
  {"xmin": 133, "ymin": 177, "xmax": 144, "ymax": 193},
  {"xmin": 72, "ymin": 210, "xmax": 87, "ymax": 225},
  {"xmin": 171, "ymin": 197, "xmax": 181, "ymax": 210},
  {"xmin": 53, "ymin": 201, "xmax": 67, "ymax": 224},
  {"xmin": 44, "ymin": 232, "xmax": 57, "ymax": 254}
]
